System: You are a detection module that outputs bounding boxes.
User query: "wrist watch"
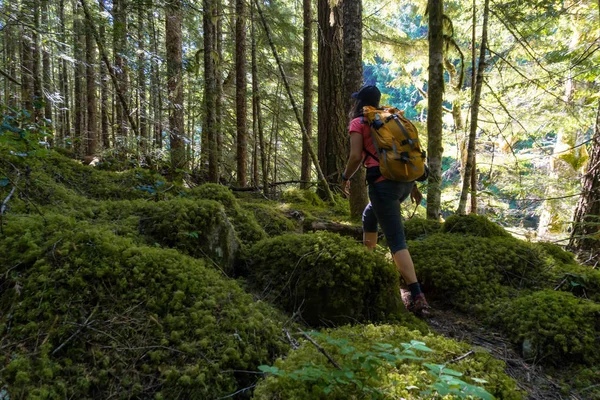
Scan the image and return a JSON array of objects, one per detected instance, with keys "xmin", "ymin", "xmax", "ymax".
[{"xmin": 341, "ymin": 173, "xmax": 348, "ymax": 181}]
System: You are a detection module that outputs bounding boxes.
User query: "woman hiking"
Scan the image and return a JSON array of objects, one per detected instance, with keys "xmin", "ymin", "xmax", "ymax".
[{"xmin": 341, "ymin": 85, "xmax": 430, "ymax": 315}]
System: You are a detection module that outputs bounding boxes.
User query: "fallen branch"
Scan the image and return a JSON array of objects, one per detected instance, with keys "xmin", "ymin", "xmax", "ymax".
[
  {"xmin": 1, "ymin": 175, "xmax": 19, "ymax": 215},
  {"xmin": 448, "ymin": 350, "xmax": 475, "ymax": 364},
  {"xmin": 299, "ymin": 330, "xmax": 342, "ymax": 370},
  {"xmin": 306, "ymin": 221, "xmax": 363, "ymax": 241}
]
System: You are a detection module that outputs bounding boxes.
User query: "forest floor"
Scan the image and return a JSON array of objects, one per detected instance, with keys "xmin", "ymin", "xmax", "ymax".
[{"xmin": 407, "ymin": 290, "xmax": 583, "ymax": 400}]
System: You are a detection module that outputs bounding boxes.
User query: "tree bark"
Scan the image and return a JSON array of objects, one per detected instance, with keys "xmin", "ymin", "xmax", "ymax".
[
  {"xmin": 457, "ymin": 0, "xmax": 489, "ymax": 215},
  {"xmin": 204, "ymin": 0, "xmax": 218, "ymax": 181},
  {"xmin": 58, "ymin": 0, "xmax": 70, "ymax": 145},
  {"xmin": 318, "ymin": 0, "xmax": 346, "ymax": 194},
  {"xmin": 215, "ymin": 0, "xmax": 224, "ymax": 180},
  {"xmin": 250, "ymin": 3, "xmax": 267, "ymax": 194},
  {"xmin": 41, "ymin": 0, "xmax": 52, "ymax": 124},
  {"xmin": 150, "ymin": 10, "xmax": 163, "ymax": 149},
  {"xmin": 73, "ymin": 0, "xmax": 86, "ymax": 157},
  {"xmin": 99, "ymin": 0, "xmax": 109, "ymax": 149},
  {"xmin": 20, "ymin": 15, "xmax": 33, "ymax": 112},
  {"xmin": 165, "ymin": 0, "xmax": 186, "ymax": 170},
  {"xmin": 342, "ymin": 0, "xmax": 368, "ymax": 219},
  {"xmin": 300, "ymin": 0, "xmax": 313, "ymax": 189},
  {"xmin": 236, "ymin": 0, "xmax": 248, "ymax": 187},
  {"xmin": 426, "ymin": 0, "xmax": 444, "ymax": 220},
  {"xmin": 138, "ymin": 2, "xmax": 148, "ymax": 155},
  {"xmin": 468, "ymin": 0, "xmax": 477, "ymax": 214},
  {"xmin": 113, "ymin": 0, "xmax": 128, "ymax": 148},
  {"xmin": 85, "ymin": 17, "xmax": 98, "ymax": 156},
  {"xmin": 32, "ymin": 0, "xmax": 42, "ymax": 122}
]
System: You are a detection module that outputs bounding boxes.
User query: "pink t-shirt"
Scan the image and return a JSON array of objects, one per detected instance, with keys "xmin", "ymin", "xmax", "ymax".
[{"xmin": 349, "ymin": 117, "xmax": 379, "ymax": 168}]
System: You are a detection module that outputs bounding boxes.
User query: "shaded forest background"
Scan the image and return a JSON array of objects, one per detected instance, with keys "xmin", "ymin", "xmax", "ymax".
[{"xmin": 1, "ymin": 0, "xmax": 599, "ymax": 258}]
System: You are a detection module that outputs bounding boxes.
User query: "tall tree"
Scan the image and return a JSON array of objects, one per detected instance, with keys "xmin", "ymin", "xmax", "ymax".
[
  {"xmin": 343, "ymin": 0, "xmax": 368, "ymax": 219},
  {"xmin": 113, "ymin": 0, "xmax": 128, "ymax": 148},
  {"xmin": 236, "ymin": 0, "xmax": 248, "ymax": 187},
  {"xmin": 300, "ymin": 0, "xmax": 313, "ymax": 189},
  {"xmin": 426, "ymin": 0, "xmax": 444, "ymax": 220},
  {"xmin": 73, "ymin": 0, "xmax": 86, "ymax": 156},
  {"xmin": 58, "ymin": 0, "xmax": 70, "ymax": 145},
  {"xmin": 215, "ymin": 0, "xmax": 224, "ymax": 180},
  {"xmin": 85, "ymin": 16, "xmax": 98, "ymax": 155},
  {"xmin": 41, "ymin": 0, "xmax": 52, "ymax": 123},
  {"xmin": 165, "ymin": 0, "xmax": 186, "ymax": 170},
  {"xmin": 457, "ymin": 0, "xmax": 489, "ymax": 215},
  {"xmin": 203, "ymin": 0, "xmax": 218, "ymax": 181},
  {"xmin": 32, "ymin": 0, "xmax": 42, "ymax": 121},
  {"xmin": 138, "ymin": 1, "xmax": 148, "ymax": 154},
  {"xmin": 318, "ymin": 0, "xmax": 346, "ymax": 192},
  {"xmin": 251, "ymin": 3, "xmax": 266, "ymax": 193},
  {"xmin": 99, "ymin": 0, "xmax": 109, "ymax": 149}
]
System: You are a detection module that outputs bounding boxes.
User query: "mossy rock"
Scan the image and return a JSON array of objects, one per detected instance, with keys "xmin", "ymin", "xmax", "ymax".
[
  {"xmin": 188, "ymin": 183, "xmax": 267, "ymax": 246},
  {"xmin": 253, "ymin": 324, "xmax": 524, "ymax": 399},
  {"xmin": 409, "ymin": 234, "xmax": 548, "ymax": 312},
  {"xmin": 243, "ymin": 203, "xmax": 298, "ymax": 236},
  {"xmin": 442, "ymin": 214, "xmax": 511, "ymax": 238},
  {"xmin": 282, "ymin": 188, "xmax": 324, "ymax": 207},
  {"xmin": 404, "ymin": 217, "xmax": 442, "ymax": 241},
  {"xmin": 247, "ymin": 232, "xmax": 411, "ymax": 327},
  {"xmin": 498, "ymin": 290, "xmax": 600, "ymax": 365},
  {"xmin": 0, "ymin": 215, "xmax": 289, "ymax": 399}
]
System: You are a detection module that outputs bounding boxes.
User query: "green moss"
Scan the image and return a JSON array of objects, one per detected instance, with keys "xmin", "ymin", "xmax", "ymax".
[
  {"xmin": 498, "ymin": 290, "xmax": 600, "ymax": 365},
  {"xmin": 534, "ymin": 241, "xmax": 577, "ymax": 265},
  {"xmin": 188, "ymin": 184, "xmax": 267, "ymax": 246},
  {"xmin": 243, "ymin": 203, "xmax": 298, "ymax": 236},
  {"xmin": 0, "ymin": 214, "xmax": 289, "ymax": 399},
  {"xmin": 282, "ymin": 188, "xmax": 324, "ymax": 207},
  {"xmin": 404, "ymin": 218, "xmax": 442, "ymax": 241},
  {"xmin": 409, "ymin": 234, "xmax": 547, "ymax": 312},
  {"xmin": 253, "ymin": 324, "xmax": 524, "ymax": 399},
  {"xmin": 442, "ymin": 214, "xmax": 511, "ymax": 238},
  {"xmin": 247, "ymin": 232, "xmax": 416, "ymax": 327}
]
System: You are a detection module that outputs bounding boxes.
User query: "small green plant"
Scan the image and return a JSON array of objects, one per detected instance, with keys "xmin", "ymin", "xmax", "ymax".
[{"xmin": 258, "ymin": 331, "xmax": 494, "ymax": 399}]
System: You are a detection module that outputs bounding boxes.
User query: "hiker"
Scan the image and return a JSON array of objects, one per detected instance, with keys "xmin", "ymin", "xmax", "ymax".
[{"xmin": 341, "ymin": 85, "xmax": 430, "ymax": 314}]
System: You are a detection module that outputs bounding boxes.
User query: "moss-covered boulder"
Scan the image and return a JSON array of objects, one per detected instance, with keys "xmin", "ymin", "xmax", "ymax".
[
  {"xmin": 253, "ymin": 324, "xmax": 524, "ymax": 399},
  {"xmin": 409, "ymin": 234, "xmax": 547, "ymax": 312},
  {"xmin": 442, "ymin": 214, "xmax": 511, "ymax": 238},
  {"xmin": 243, "ymin": 202, "xmax": 298, "ymax": 236},
  {"xmin": 498, "ymin": 290, "xmax": 600, "ymax": 365},
  {"xmin": 404, "ymin": 217, "xmax": 442, "ymax": 241},
  {"xmin": 0, "ymin": 215, "xmax": 289, "ymax": 399},
  {"xmin": 247, "ymin": 232, "xmax": 412, "ymax": 327},
  {"xmin": 188, "ymin": 183, "xmax": 267, "ymax": 246}
]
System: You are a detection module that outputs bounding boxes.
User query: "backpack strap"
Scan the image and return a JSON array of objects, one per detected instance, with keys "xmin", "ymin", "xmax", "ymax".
[{"xmin": 390, "ymin": 114, "xmax": 417, "ymax": 148}]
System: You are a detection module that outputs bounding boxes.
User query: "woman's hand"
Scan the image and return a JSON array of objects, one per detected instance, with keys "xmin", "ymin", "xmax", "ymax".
[{"xmin": 410, "ymin": 184, "xmax": 423, "ymax": 204}]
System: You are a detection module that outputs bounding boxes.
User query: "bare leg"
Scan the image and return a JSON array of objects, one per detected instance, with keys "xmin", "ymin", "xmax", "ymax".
[
  {"xmin": 363, "ymin": 231, "xmax": 378, "ymax": 250},
  {"xmin": 393, "ymin": 249, "xmax": 417, "ymax": 284}
]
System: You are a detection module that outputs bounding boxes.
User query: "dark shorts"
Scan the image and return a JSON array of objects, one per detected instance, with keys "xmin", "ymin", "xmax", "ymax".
[{"xmin": 362, "ymin": 179, "xmax": 414, "ymax": 254}]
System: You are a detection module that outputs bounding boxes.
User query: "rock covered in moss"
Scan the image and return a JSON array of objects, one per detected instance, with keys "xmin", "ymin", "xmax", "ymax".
[
  {"xmin": 282, "ymin": 188, "xmax": 324, "ymax": 206},
  {"xmin": 188, "ymin": 183, "xmax": 267, "ymax": 245},
  {"xmin": 498, "ymin": 290, "xmax": 600, "ymax": 365},
  {"xmin": 409, "ymin": 234, "xmax": 547, "ymax": 312},
  {"xmin": 243, "ymin": 202, "xmax": 298, "ymax": 236},
  {"xmin": 0, "ymin": 215, "xmax": 289, "ymax": 399},
  {"xmin": 247, "ymin": 232, "xmax": 409, "ymax": 326},
  {"xmin": 253, "ymin": 324, "xmax": 524, "ymax": 399},
  {"xmin": 442, "ymin": 214, "xmax": 511, "ymax": 238}
]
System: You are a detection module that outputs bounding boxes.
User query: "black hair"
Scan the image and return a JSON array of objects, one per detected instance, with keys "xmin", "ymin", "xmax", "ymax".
[{"xmin": 349, "ymin": 98, "xmax": 379, "ymax": 120}]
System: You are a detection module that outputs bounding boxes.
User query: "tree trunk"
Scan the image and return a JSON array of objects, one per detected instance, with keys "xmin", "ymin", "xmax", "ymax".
[
  {"xmin": 113, "ymin": 0, "xmax": 128, "ymax": 149},
  {"xmin": 236, "ymin": 0, "xmax": 248, "ymax": 187},
  {"xmin": 300, "ymin": 0, "xmax": 313, "ymax": 189},
  {"xmin": 426, "ymin": 0, "xmax": 444, "ymax": 220},
  {"xmin": 250, "ymin": 3, "xmax": 267, "ymax": 194},
  {"xmin": 457, "ymin": 0, "xmax": 489, "ymax": 215},
  {"xmin": 343, "ymin": 0, "xmax": 368, "ymax": 219},
  {"xmin": 468, "ymin": 0, "xmax": 477, "ymax": 214},
  {"xmin": 569, "ymin": 101, "xmax": 600, "ymax": 259},
  {"xmin": 166, "ymin": 0, "xmax": 186, "ymax": 170},
  {"xmin": 58, "ymin": 0, "xmax": 70, "ymax": 146},
  {"xmin": 99, "ymin": 0, "xmax": 109, "ymax": 149},
  {"xmin": 20, "ymin": 23, "xmax": 33, "ymax": 111},
  {"xmin": 215, "ymin": 0, "xmax": 224, "ymax": 180},
  {"xmin": 5, "ymin": 25, "xmax": 18, "ymax": 109},
  {"xmin": 318, "ymin": 0, "xmax": 346, "ymax": 193},
  {"xmin": 150, "ymin": 11, "xmax": 163, "ymax": 149},
  {"xmin": 41, "ymin": 0, "xmax": 52, "ymax": 124},
  {"xmin": 138, "ymin": 3, "xmax": 148, "ymax": 155},
  {"xmin": 85, "ymin": 18, "xmax": 98, "ymax": 156},
  {"xmin": 204, "ymin": 0, "xmax": 218, "ymax": 181},
  {"xmin": 73, "ymin": 0, "xmax": 86, "ymax": 157},
  {"xmin": 32, "ymin": 0, "xmax": 42, "ymax": 122}
]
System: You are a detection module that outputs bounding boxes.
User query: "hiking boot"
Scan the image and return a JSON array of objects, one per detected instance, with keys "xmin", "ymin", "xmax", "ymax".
[{"xmin": 407, "ymin": 293, "xmax": 430, "ymax": 315}]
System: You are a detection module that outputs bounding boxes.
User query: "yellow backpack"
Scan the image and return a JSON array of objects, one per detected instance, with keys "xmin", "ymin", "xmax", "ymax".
[{"xmin": 362, "ymin": 106, "xmax": 427, "ymax": 182}]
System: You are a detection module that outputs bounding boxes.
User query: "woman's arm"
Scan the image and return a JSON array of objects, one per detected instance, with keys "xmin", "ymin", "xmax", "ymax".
[{"xmin": 342, "ymin": 132, "xmax": 364, "ymax": 180}]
